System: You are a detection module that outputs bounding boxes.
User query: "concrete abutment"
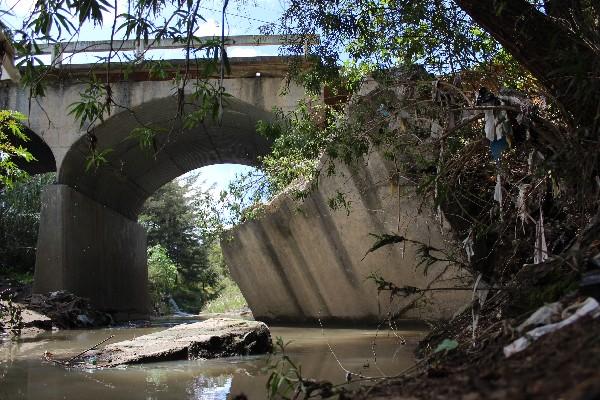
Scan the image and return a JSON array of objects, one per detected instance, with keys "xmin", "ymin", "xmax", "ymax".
[
  {"xmin": 221, "ymin": 152, "xmax": 472, "ymax": 324},
  {"xmin": 33, "ymin": 185, "xmax": 149, "ymax": 318}
]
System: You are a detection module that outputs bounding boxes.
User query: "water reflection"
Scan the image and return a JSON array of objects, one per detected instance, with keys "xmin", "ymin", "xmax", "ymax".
[
  {"xmin": 0, "ymin": 323, "xmax": 426, "ymax": 399},
  {"xmin": 187, "ymin": 375, "xmax": 232, "ymax": 400}
]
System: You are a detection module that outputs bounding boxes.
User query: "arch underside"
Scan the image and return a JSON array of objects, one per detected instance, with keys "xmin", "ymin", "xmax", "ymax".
[
  {"xmin": 12, "ymin": 127, "xmax": 56, "ymax": 175},
  {"xmin": 59, "ymin": 96, "xmax": 273, "ymax": 220}
]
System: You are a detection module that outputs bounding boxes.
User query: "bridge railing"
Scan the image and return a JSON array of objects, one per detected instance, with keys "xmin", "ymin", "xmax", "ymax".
[{"xmin": 34, "ymin": 35, "xmax": 318, "ymax": 67}]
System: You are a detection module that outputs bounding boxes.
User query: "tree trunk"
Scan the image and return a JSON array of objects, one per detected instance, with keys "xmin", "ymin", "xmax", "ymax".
[{"xmin": 455, "ymin": 0, "xmax": 600, "ymax": 133}]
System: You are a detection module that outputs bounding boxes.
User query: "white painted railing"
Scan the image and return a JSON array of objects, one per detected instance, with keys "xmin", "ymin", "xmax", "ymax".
[{"xmin": 34, "ymin": 35, "xmax": 317, "ymax": 66}]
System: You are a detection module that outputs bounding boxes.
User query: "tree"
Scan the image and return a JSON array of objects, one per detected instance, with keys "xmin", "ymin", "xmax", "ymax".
[
  {"xmin": 270, "ymin": 0, "xmax": 599, "ymax": 204},
  {"xmin": 1, "ymin": 0, "xmax": 236, "ymax": 171},
  {"xmin": 147, "ymin": 244, "xmax": 178, "ymax": 312},
  {"xmin": 276, "ymin": 1, "xmax": 598, "ymax": 124},
  {"xmin": 0, "ymin": 110, "xmax": 35, "ymax": 187},
  {"xmin": 454, "ymin": 0, "xmax": 599, "ymax": 130},
  {"xmin": 0, "ymin": 173, "xmax": 55, "ymax": 280},
  {"xmin": 139, "ymin": 178, "xmax": 220, "ymax": 311}
]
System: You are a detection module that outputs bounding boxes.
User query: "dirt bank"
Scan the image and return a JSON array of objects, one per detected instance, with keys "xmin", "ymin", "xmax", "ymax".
[{"xmin": 351, "ymin": 304, "xmax": 600, "ymax": 399}]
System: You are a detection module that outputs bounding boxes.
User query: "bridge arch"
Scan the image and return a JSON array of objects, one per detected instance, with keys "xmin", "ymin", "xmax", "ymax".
[
  {"xmin": 58, "ymin": 94, "xmax": 273, "ymax": 220},
  {"xmin": 34, "ymin": 93, "xmax": 274, "ymax": 317}
]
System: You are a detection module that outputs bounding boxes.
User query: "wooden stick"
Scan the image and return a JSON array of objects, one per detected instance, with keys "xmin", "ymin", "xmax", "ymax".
[{"xmin": 66, "ymin": 335, "xmax": 115, "ymax": 364}]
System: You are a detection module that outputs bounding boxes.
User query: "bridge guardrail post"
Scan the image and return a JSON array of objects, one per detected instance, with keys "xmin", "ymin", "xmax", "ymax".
[{"xmin": 50, "ymin": 43, "xmax": 65, "ymax": 68}]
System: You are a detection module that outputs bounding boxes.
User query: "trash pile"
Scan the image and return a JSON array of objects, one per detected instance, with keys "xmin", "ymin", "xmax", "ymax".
[
  {"xmin": 338, "ymin": 79, "xmax": 600, "ymax": 399},
  {"xmin": 504, "ymin": 297, "xmax": 600, "ymax": 357},
  {"xmin": 27, "ymin": 291, "xmax": 112, "ymax": 329}
]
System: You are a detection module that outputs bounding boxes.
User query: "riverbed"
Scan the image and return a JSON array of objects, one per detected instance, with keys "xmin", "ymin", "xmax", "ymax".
[{"xmin": 0, "ymin": 317, "xmax": 426, "ymax": 399}]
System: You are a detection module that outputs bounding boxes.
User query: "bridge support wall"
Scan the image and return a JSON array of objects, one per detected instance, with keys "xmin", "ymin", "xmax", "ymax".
[
  {"xmin": 33, "ymin": 185, "xmax": 149, "ymax": 318},
  {"xmin": 222, "ymin": 151, "xmax": 471, "ymax": 324}
]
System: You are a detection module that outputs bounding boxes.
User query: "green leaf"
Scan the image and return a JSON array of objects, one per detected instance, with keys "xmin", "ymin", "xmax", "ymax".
[
  {"xmin": 434, "ymin": 339, "xmax": 458, "ymax": 353},
  {"xmin": 363, "ymin": 233, "xmax": 405, "ymax": 260}
]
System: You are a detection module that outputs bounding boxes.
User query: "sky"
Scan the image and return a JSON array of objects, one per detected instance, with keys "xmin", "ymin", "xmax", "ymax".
[{"xmin": 1, "ymin": 0, "xmax": 286, "ymax": 195}]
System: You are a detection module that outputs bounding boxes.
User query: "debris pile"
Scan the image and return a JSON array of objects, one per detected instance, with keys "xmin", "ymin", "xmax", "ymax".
[{"xmin": 27, "ymin": 291, "xmax": 112, "ymax": 329}]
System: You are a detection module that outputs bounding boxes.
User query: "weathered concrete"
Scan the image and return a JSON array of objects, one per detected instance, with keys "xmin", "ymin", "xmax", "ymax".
[
  {"xmin": 75, "ymin": 318, "xmax": 272, "ymax": 367},
  {"xmin": 33, "ymin": 184, "xmax": 149, "ymax": 317},
  {"xmin": 3, "ymin": 57, "xmax": 469, "ymax": 322},
  {"xmin": 222, "ymin": 152, "xmax": 471, "ymax": 323},
  {"xmin": 0, "ymin": 58, "xmax": 304, "ymax": 175},
  {"xmin": 0, "ymin": 58, "xmax": 308, "ymax": 316}
]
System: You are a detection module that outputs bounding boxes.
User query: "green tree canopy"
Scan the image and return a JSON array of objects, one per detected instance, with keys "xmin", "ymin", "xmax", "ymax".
[
  {"xmin": 272, "ymin": 0, "xmax": 598, "ymax": 131},
  {"xmin": 0, "ymin": 173, "xmax": 55, "ymax": 280},
  {"xmin": 139, "ymin": 177, "xmax": 221, "ymax": 311}
]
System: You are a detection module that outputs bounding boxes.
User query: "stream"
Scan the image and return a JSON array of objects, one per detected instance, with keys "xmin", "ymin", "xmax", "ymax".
[{"xmin": 0, "ymin": 316, "xmax": 426, "ymax": 399}]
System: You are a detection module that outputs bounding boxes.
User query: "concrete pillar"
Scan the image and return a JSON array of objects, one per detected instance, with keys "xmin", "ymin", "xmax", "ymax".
[{"xmin": 33, "ymin": 185, "xmax": 149, "ymax": 319}]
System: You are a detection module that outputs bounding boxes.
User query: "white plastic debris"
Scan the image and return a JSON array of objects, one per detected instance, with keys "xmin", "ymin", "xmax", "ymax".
[
  {"xmin": 430, "ymin": 120, "xmax": 443, "ymax": 138},
  {"xmin": 516, "ymin": 184, "xmax": 532, "ymax": 227},
  {"xmin": 462, "ymin": 231, "xmax": 475, "ymax": 263},
  {"xmin": 494, "ymin": 174, "xmax": 502, "ymax": 204},
  {"xmin": 77, "ymin": 314, "xmax": 94, "ymax": 325},
  {"xmin": 504, "ymin": 297, "xmax": 600, "ymax": 358},
  {"xmin": 517, "ymin": 302, "xmax": 562, "ymax": 332},
  {"xmin": 495, "ymin": 110, "xmax": 511, "ymax": 139},
  {"xmin": 471, "ymin": 274, "xmax": 489, "ymax": 344},
  {"xmin": 534, "ymin": 210, "xmax": 548, "ymax": 264},
  {"xmin": 484, "ymin": 110, "xmax": 496, "ymax": 140}
]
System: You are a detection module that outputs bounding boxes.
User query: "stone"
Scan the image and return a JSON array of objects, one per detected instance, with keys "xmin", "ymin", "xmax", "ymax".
[
  {"xmin": 0, "ymin": 301, "xmax": 52, "ymax": 331},
  {"xmin": 19, "ymin": 307, "xmax": 53, "ymax": 330},
  {"xmin": 82, "ymin": 318, "xmax": 272, "ymax": 367}
]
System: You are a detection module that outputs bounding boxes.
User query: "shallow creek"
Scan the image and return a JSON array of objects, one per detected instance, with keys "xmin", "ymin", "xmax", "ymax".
[{"xmin": 0, "ymin": 317, "xmax": 426, "ymax": 399}]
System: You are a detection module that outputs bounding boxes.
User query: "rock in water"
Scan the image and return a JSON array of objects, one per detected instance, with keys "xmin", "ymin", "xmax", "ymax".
[{"xmin": 86, "ymin": 318, "xmax": 271, "ymax": 367}]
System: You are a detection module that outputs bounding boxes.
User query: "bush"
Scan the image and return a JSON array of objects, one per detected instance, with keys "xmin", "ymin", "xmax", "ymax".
[{"xmin": 147, "ymin": 244, "xmax": 178, "ymax": 313}]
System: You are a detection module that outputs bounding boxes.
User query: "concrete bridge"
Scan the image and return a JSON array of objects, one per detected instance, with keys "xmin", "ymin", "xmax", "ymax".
[
  {"xmin": 2, "ymin": 36, "xmax": 469, "ymax": 322},
  {"xmin": 1, "ymin": 36, "xmax": 309, "ymax": 317}
]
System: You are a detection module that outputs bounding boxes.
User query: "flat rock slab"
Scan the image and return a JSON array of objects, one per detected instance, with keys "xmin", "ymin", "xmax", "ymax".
[
  {"xmin": 83, "ymin": 318, "xmax": 272, "ymax": 367},
  {"xmin": 1, "ymin": 301, "xmax": 52, "ymax": 334}
]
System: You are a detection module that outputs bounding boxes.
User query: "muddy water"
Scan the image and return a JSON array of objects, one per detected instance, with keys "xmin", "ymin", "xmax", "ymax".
[{"xmin": 0, "ymin": 318, "xmax": 425, "ymax": 399}]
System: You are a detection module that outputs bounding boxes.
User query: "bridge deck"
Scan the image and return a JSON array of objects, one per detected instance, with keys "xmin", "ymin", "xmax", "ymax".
[{"xmin": 19, "ymin": 56, "xmax": 309, "ymax": 82}]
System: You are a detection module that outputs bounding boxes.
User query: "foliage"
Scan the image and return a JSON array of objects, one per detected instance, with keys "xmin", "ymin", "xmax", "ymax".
[
  {"xmin": 206, "ymin": 240, "xmax": 228, "ymax": 277},
  {"xmin": 190, "ymin": 170, "xmax": 271, "ymax": 241},
  {"xmin": 265, "ymin": 337, "xmax": 338, "ymax": 399},
  {"xmin": 0, "ymin": 173, "xmax": 56, "ymax": 279},
  {"xmin": 433, "ymin": 338, "xmax": 458, "ymax": 353},
  {"xmin": 0, "ymin": 294, "xmax": 23, "ymax": 336},
  {"xmin": 201, "ymin": 276, "xmax": 247, "ymax": 314},
  {"xmin": 147, "ymin": 244, "xmax": 178, "ymax": 309},
  {"xmin": 1, "ymin": 0, "xmax": 239, "ymax": 172},
  {"xmin": 265, "ymin": 0, "xmax": 521, "ymax": 90},
  {"xmin": 266, "ymin": 337, "xmax": 304, "ymax": 399},
  {"xmin": 139, "ymin": 177, "xmax": 222, "ymax": 312},
  {"xmin": 0, "ymin": 110, "xmax": 35, "ymax": 187},
  {"xmin": 257, "ymin": 100, "xmax": 337, "ymax": 196}
]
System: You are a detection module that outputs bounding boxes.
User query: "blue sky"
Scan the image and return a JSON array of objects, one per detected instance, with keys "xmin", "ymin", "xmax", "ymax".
[
  {"xmin": 2, "ymin": 0, "xmax": 286, "ymax": 194},
  {"xmin": 2, "ymin": 0, "xmax": 287, "ymax": 57}
]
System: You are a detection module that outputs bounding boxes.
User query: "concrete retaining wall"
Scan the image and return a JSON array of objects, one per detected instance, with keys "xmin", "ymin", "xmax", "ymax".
[
  {"xmin": 33, "ymin": 185, "xmax": 149, "ymax": 318},
  {"xmin": 222, "ymin": 152, "xmax": 471, "ymax": 323}
]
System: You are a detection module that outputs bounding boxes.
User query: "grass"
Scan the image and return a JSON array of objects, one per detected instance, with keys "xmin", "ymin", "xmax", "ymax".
[{"xmin": 201, "ymin": 277, "xmax": 248, "ymax": 314}]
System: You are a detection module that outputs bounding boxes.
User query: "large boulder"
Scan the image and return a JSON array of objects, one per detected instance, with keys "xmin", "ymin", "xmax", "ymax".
[{"xmin": 81, "ymin": 318, "xmax": 272, "ymax": 367}]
